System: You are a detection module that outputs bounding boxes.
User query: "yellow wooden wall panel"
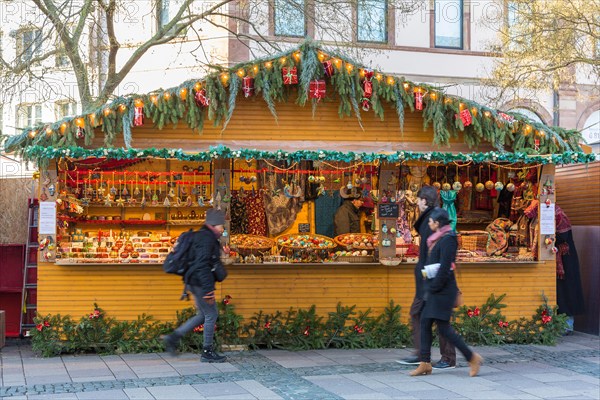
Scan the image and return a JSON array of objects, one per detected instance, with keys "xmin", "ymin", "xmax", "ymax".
[
  {"xmin": 39, "ymin": 261, "xmax": 555, "ymax": 324},
  {"xmin": 555, "ymin": 162, "xmax": 600, "ymax": 226}
]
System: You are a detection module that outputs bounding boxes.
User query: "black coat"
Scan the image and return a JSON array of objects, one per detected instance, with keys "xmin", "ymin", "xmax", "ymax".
[
  {"xmin": 421, "ymin": 232, "xmax": 459, "ymax": 321},
  {"xmin": 184, "ymin": 226, "xmax": 222, "ymax": 295},
  {"xmin": 334, "ymin": 200, "xmax": 361, "ymax": 236},
  {"xmin": 413, "ymin": 206, "xmax": 435, "ymax": 299}
]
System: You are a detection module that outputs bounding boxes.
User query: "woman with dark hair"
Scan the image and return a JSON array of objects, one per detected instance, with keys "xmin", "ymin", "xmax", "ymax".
[{"xmin": 410, "ymin": 208, "xmax": 483, "ymax": 377}]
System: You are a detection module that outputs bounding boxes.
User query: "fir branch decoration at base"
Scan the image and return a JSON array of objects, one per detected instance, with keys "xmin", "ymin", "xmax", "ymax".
[
  {"xmin": 3, "ymin": 41, "xmax": 589, "ymax": 159},
  {"xmin": 31, "ymin": 294, "xmax": 566, "ymax": 357}
]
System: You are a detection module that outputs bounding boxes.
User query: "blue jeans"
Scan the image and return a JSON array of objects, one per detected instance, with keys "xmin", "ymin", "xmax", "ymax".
[{"xmin": 174, "ymin": 285, "xmax": 218, "ymax": 347}]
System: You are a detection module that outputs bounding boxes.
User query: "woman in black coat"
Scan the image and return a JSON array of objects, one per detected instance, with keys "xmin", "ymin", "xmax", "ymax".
[{"xmin": 410, "ymin": 208, "xmax": 483, "ymax": 377}]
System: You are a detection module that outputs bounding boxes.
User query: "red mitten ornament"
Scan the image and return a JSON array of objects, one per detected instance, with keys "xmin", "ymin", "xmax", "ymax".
[
  {"xmin": 322, "ymin": 60, "xmax": 334, "ymax": 77},
  {"xmin": 282, "ymin": 67, "xmax": 298, "ymax": 84},
  {"xmin": 242, "ymin": 76, "xmax": 254, "ymax": 98},
  {"xmin": 498, "ymin": 112, "xmax": 515, "ymax": 123},
  {"xmin": 76, "ymin": 126, "xmax": 85, "ymax": 139},
  {"xmin": 134, "ymin": 106, "xmax": 144, "ymax": 126},
  {"xmin": 194, "ymin": 89, "xmax": 210, "ymax": 107},
  {"xmin": 361, "ymin": 69, "xmax": 374, "ymax": 111},
  {"xmin": 309, "ymin": 80, "xmax": 326, "ymax": 101}
]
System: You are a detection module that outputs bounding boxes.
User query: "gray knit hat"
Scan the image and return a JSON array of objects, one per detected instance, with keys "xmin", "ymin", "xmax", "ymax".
[{"xmin": 205, "ymin": 208, "xmax": 226, "ymax": 226}]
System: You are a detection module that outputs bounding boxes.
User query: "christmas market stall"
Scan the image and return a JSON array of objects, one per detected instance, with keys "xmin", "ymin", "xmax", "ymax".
[{"xmin": 4, "ymin": 42, "xmax": 595, "ymax": 331}]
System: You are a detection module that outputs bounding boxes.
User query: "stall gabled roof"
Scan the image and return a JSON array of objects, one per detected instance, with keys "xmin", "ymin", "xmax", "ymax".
[{"xmin": 2, "ymin": 40, "xmax": 595, "ymax": 165}]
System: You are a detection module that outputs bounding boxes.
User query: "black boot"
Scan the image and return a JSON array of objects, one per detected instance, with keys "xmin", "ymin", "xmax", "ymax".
[
  {"xmin": 201, "ymin": 346, "xmax": 227, "ymax": 363},
  {"xmin": 163, "ymin": 333, "xmax": 181, "ymax": 357}
]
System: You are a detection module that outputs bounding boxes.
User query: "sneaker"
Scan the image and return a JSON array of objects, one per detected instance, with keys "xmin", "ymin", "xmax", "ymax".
[
  {"xmin": 396, "ymin": 356, "xmax": 420, "ymax": 365},
  {"xmin": 201, "ymin": 347, "xmax": 227, "ymax": 363},
  {"xmin": 432, "ymin": 360, "xmax": 456, "ymax": 370}
]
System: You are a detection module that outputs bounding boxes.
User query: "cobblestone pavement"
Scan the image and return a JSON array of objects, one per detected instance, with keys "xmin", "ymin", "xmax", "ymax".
[{"xmin": 1, "ymin": 333, "xmax": 598, "ymax": 399}]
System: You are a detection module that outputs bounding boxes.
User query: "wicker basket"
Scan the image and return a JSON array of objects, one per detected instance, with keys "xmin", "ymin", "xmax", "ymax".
[
  {"xmin": 333, "ymin": 233, "xmax": 378, "ymax": 250},
  {"xmin": 230, "ymin": 234, "xmax": 274, "ymax": 256},
  {"xmin": 335, "ymin": 255, "xmax": 374, "ymax": 263},
  {"xmin": 458, "ymin": 231, "xmax": 490, "ymax": 252},
  {"xmin": 276, "ymin": 233, "xmax": 336, "ymax": 250}
]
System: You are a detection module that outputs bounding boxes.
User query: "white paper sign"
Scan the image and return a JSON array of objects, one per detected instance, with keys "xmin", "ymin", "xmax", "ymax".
[
  {"xmin": 39, "ymin": 201, "xmax": 57, "ymax": 235},
  {"xmin": 539, "ymin": 203, "xmax": 555, "ymax": 235}
]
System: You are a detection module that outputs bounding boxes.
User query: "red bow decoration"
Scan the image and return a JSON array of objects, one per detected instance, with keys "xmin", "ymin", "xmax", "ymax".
[
  {"xmin": 36, "ymin": 323, "xmax": 44, "ymax": 332},
  {"xmin": 363, "ymin": 69, "xmax": 374, "ymax": 81},
  {"xmin": 353, "ymin": 325, "xmax": 364, "ymax": 334},
  {"xmin": 223, "ymin": 295, "xmax": 232, "ymax": 305},
  {"xmin": 541, "ymin": 315, "xmax": 552, "ymax": 324},
  {"xmin": 303, "ymin": 326, "xmax": 310, "ymax": 336},
  {"xmin": 194, "ymin": 324, "xmax": 204, "ymax": 333},
  {"xmin": 264, "ymin": 321, "xmax": 271, "ymax": 330},
  {"xmin": 497, "ymin": 321, "xmax": 509, "ymax": 328}
]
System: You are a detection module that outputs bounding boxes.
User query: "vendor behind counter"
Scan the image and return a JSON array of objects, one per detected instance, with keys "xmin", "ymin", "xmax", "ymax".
[{"xmin": 334, "ymin": 189, "xmax": 365, "ymax": 236}]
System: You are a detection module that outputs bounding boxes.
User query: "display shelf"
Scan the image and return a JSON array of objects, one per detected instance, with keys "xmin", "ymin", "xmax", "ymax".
[{"xmin": 59, "ymin": 216, "xmax": 167, "ymax": 225}]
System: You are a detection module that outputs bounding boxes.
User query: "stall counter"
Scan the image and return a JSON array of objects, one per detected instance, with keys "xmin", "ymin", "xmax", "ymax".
[{"xmin": 38, "ymin": 260, "xmax": 556, "ymax": 323}]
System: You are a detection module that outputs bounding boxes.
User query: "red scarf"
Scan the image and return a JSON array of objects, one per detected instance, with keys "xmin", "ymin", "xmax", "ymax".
[{"xmin": 427, "ymin": 225, "xmax": 453, "ymax": 250}]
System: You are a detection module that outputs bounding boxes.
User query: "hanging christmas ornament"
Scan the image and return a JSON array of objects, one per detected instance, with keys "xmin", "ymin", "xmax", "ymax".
[
  {"xmin": 458, "ymin": 109, "xmax": 472, "ymax": 126},
  {"xmin": 309, "ymin": 79, "xmax": 326, "ymax": 101},
  {"xmin": 414, "ymin": 89, "xmax": 424, "ymax": 111},
  {"xmin": 134, "ymin": 106, "xmax": 144, "ymax": 126},
  {"xmin": 76, "ymin": 126, "xmax": 85, "ymax": 139},
  {"xmin": 282, "ymin": 66, "xmax": 298, "ymax": 85},
  {"xmin": 485, "ymin": 180, "xmax": 494, "ymax": 190},
  {"xmin": 534, "ymin": 138, "xmax": 540, "ymax": 152},
  {"xmin": 361, "ymin": 69, "xmax": 374, "ymax": 111},
  {"xmin": 498, "ymin": 112, "xmax": 515, "ymax": 123},
  {"xmin": 464, "ymin": 181, "xmax": 473, "ymax": 189},
  {"xmin": 475, "ymin": 183, "xmax": 485, "ymax": 192},
  {"xmin": 506, "ymin": 182, "xmax": 516, "ymax": 192},
  {"xmin": 242, "ymin": 76, "xmax": 254, "ymax": 98},
  {"xmin": 494, "ymin": 181, "xmax": 504, "ymax": 191},
  {"xmin": 452, "ymin": 181, "xmax": 462, "ymax": 191},
  {"xmin": 194, "ymin": 89, "xmax": 210, "ymax": 107},
  {"xmin": 442, "ymin": 182, "xmax": 451, "ymax": 191},
  {"xmin": 322, "ymin": 60, "xmax": 334, "ymax": 77}
]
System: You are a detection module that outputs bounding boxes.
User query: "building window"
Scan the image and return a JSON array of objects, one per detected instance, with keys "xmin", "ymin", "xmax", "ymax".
[
  {"xmin": 55, "ymin": 102, "xmax": 77, "ymax": 119},
  {"xmin": 357, "ymin": 0, "xmax": 387, "ymax": 43},
  {"xmin": 581, "ymin": 110, "xmax": 600, "ymax": 146},
  {"xmin": 17, "ymin": 29, "xmax": 42, "ymax": 63},
  {"xmin": 274, "ymin": 0, "xmax": 305, "ymax": 37},
  {"xmin": 156, "ymin": 0, "xmax": 186, "ymax": 32},
  {"xmin": 16, "ymin": 104, "xmax": 42, "ymax": 129},
  {"xmin": 434, "ymin": 0, "xmax": 463, "ymax": 49},
  {"xmin": 55, "ymin": 42, "xmax": 70, "ymax": 68}
]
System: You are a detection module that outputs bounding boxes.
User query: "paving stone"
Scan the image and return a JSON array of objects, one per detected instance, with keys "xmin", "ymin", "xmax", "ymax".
[
  {"xmin": 76, "ymin": 388, "xmax": 129, "ymax": 399},
  {"xmin": 123, "ymin": 387, "xmax": 156, "ymax": 399},
  {"xmin": 146, "ymin": 384, "xmax": 205, "ymax": 399},
  {"xmin": 192, "ymin": 381, "xmax": 250, "ymax": 397}
]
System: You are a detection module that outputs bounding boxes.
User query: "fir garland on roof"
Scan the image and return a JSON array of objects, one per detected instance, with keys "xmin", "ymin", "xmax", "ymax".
[
  {"xmin": 21, "ymin": 144, "xmax": 596, "ymax": 166},
  {"xmin": 2, "ymin": 40, "xmax": 588, "ymax": 159}
]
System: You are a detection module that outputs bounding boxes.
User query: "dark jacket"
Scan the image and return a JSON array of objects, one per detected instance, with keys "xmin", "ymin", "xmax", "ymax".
[
  {"xmin": 334, "ymin": 200, "xmax": 361, "ymax": 236},
  {"xmin": 413, "ymin": 206, "xmax": 435, "ymax": 299},
  {"xmin": 184, "ymin": 226, "xmax": 222, "ymax": 295},
  {"xmin": 421, "ymin": 232, "xmax": 459, "ymax": 321}
]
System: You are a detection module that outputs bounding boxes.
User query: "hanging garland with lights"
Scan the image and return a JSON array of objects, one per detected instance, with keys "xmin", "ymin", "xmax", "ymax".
[
  {"xmin": 22, "ymin": 144, "xmax": 595, "ymax": 168},
  {"xmin": 3, "ymin": 40, "xmax": 588, "ymax": 162}
]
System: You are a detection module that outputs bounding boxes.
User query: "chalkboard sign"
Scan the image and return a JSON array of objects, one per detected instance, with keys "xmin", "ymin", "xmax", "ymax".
[
  {"xmin": 298, "ymin": 223, "xmax": 310, "ymax": 233},
  {"xmin": 378, "ymin": 203, "xmax": 399, "ymax": 218}
]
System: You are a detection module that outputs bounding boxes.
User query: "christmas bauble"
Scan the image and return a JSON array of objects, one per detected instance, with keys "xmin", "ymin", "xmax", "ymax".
[
  {"xmin": 442, "ymin": 183, "xmax": 452, "ymax": 191},
  {"xmin": 452, "ymin": 181, "xmax": 462, "ymax": 191},
  {"xmin": 475, "ymin": 183, "xmax": 485, "ymax": 192},
  {"xmin": 308, "ymin": 175, "xmax": 315, "ymax": 183},
  {"xmin": 433, "ymin": 182, "xmax": 441, "ymax": 190},
  {"xmin": 506, "ymin": 183, "xmax": 516, "ymax": 192},
  {"xmin": 464, "ymin": 181, "xmax": 473, "ymax": 189},
  {"xmin": 485, "ymin": 180, "xmax": 494, "ymax": 190},
  {"xmin": 494, "ymin": 181, "xmax": 504, "ymax": 191}
]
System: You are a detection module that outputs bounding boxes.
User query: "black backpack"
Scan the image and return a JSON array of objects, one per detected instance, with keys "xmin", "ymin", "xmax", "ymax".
[{"xmin": 163, "ymin": 229, "xmax": 196, "ymax": 276}]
